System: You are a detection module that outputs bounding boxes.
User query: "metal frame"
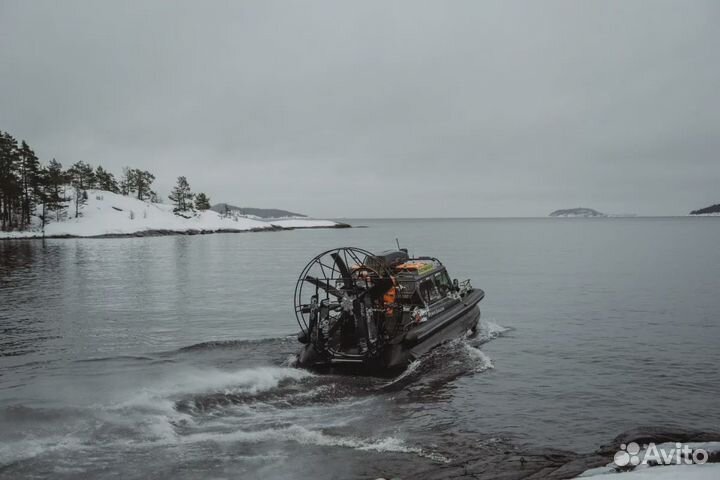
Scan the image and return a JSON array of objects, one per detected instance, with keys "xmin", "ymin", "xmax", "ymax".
[{"xmin": 294, "ymin": 247, "xmax": 377, "ymax": 333}]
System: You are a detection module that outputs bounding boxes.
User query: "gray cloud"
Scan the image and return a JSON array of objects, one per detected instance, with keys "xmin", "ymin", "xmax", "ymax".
[{"xmin": 1, "ymin": 0, "xmax": 718, "ymax": 217}]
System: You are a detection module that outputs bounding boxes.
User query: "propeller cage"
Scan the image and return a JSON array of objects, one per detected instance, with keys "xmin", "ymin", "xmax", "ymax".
[{"xmin": 294, "ymin": 247, "xmax": 395, "ymax": 361}]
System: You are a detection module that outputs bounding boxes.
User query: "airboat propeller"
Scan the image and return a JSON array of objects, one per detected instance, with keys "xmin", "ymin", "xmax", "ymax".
[{"xmin": 294, "ymin": 247, "xmax": 394, "ymax": 358}]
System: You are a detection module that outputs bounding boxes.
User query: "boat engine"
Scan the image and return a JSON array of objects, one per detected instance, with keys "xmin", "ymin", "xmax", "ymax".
[{"xmin": 294, "ymin": 247, "xmax": 396, "ymax": 361}]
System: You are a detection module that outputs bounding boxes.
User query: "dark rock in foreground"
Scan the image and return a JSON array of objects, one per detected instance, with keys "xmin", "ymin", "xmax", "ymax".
[{"xmin": 407, "ymin": 426, "xmax": 720, "ymax": 480}]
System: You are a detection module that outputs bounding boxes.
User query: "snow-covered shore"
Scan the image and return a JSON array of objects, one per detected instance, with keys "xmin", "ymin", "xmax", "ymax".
[
  {"xmin": 0, "ymin": 190, "xmax": 346, "ymax": 239},
  {"xmin": 577, "ymin": 463, "xmax": 720, "ymax": 479},
  {"xmin": 575, "ymin": 439, "xmax": 720, "ymax": 479}
]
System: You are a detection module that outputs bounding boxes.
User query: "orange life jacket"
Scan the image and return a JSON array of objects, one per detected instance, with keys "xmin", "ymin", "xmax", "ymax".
[{"xmin": 383, "ymin": 279, "xmax": 398, "ymax": 316}]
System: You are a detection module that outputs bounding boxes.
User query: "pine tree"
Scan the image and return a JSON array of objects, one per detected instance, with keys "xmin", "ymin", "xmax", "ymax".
[
  {"xmin": 85, "ymin": 164, "xmax": 97, "ymax": 189},
  {"xmin": 35, "ymin": 165, "xmax": 50, "ymax": 234},
  {"xmin": 45, "ymin": 159, "xmax": 68, "ymax": 221},
  {"xmin": 168, "ymin": 176, "xmax": 194, "ymax": 214},
  {"xmin": 68, "ymin": 161, "xmax": 94, "ymax": 218},
  {"xmin": 119, "ymin": 167, "xmax": 133, "ymax": 195},
  {"xmin": 67, "ymin": 161, "xmax": 95, "ymax": 190},
  {"xmin": 0, "ymin": 131, "xmax": 20, "ymax": 231},
  {"xmin": 194, "ymin": 192, "xmax": 211, "ymax": 211},
  {"xmin": 95, "ymin": 166, "xmax": 119, "ymax": 193},
  {"xmin": 133, "ymin": 169, "xmax": 155, "ymax": 201},
  {"xmin": 119, "ymin": 168, "xmax": 155, "ymax": 200},
  {"xmin": 17, "ymin": 141, "xmax": 40, "ymax": 229}
]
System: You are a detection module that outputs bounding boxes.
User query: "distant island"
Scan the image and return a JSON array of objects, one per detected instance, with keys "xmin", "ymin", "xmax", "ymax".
[
  {"xmin": 549, "ymin": 207, "xmax": 606, "ymax": 218},
  {"xmin": 689, "ymin": 203, "xmax": 720, "ymax": 216},
  {"xmin": 210, "ymin": 203, "xmax": 306, "ymax": 219}
]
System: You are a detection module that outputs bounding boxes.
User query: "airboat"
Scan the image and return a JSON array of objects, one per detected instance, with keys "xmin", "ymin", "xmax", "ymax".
[{"xmin": 294, "ymin": 247, "xmax": 484, "ymax": 372}]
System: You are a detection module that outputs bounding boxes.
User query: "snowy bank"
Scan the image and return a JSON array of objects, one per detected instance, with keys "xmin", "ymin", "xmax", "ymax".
[
  {"xmin": 577, "ymin": 463, "xmax": 720, "ymax": 479},
  {"xmin": 0, "ymin": 189, "xmax": 347, "ymax": 239},
  {"xmin": 576, "ymin": 441, "xmax": 720, "ymax": 479}
]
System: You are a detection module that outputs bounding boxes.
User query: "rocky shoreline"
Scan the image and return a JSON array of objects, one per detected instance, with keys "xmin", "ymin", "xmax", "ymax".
[
  {"xmin": 394, "ymin": 427, "xmax": 720, "ymax": 480},
  {"xmin": 0, "ymin": 222, "xmax": 352, "ymax": 240}
]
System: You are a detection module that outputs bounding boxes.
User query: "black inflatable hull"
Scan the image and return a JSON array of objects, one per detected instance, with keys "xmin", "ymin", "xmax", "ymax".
[{"xmin": 296, "ymin": 289, "xmax": 484, "ymax": 374}]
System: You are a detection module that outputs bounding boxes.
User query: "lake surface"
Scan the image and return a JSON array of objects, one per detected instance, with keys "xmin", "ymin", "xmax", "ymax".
[{"xmin": 1, "ymin": 218, "xmax": 719, "ymax": 479}]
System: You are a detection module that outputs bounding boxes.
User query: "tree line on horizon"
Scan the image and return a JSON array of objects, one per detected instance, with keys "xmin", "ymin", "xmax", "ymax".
[{"xmin": 0, "ymin": 130, "xmax": 211, "ymax": 232}]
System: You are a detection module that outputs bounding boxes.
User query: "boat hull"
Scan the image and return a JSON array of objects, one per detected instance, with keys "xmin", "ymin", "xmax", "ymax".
[{"xmin": 296, "ymin": 289, "xmax": 484, "ymax": 374}]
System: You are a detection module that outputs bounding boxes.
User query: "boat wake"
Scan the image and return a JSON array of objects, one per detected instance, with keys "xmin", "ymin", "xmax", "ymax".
[{"xmin": 0, "ymin": 320, "xmax": 510, "ymax": 477}]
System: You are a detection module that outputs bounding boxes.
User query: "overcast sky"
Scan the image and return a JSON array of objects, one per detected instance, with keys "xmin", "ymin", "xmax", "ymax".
[{"xmin": 1, "ymin": 1, "xmax": 718, "ymax": 217}]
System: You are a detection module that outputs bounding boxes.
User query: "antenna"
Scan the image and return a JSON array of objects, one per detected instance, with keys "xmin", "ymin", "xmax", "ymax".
[{"xmin": 396, "ymin": 238, "xmax": 408, "ymax": 255}]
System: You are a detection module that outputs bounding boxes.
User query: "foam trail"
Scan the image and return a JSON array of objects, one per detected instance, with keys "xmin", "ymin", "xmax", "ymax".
[
  {"xmin": 177, "ymin": 336, "xmax": 295, "ymax": 352},
  {"xmin": 380, "ymin": 359, "xmax": 422, "ymax": 388},
  {"xmin": 463, "ymin": 343, "xmax": 494, "ymax": 372},
  {"xmin": 87, "ymin": 366, "xmax": 316, "ymax": 445},
  {"xmin": 0, "ymin": 434, "xmax": 87, "ymax": 466},
  {"xmin": 112, "ymin": 366, "xmax": 312, "ymax": 410},
  {"xmin": 482, "ymin": 319, "xmax": 511, "ymax": 337},
  {"xmin": 284, "ymin": 354, "xmax": 299, "ymax": 367},
  {"xmin": 178, "ymin": 424, "xmax": 450, "ymax": 462}
]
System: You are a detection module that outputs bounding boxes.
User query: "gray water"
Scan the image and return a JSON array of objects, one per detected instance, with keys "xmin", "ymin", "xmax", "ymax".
[{"xmin": 1, "ymin": 218, "xmax": 719, "ymax": 479}]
